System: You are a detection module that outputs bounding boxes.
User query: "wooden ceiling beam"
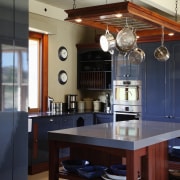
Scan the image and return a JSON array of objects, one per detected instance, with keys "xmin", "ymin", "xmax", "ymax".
[{"xmin": 65, "ymin": 1, "xmax": 180, "ymax": 37}]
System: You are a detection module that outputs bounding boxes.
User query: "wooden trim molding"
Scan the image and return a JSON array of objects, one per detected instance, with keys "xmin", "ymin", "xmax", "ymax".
[
  {"xmin": 42, "ymin": 34, "xmax": 48, "ymax": 112},
  {"xmin": 29, "ymin": 32, "xmax": 48, "ymax": 112}
]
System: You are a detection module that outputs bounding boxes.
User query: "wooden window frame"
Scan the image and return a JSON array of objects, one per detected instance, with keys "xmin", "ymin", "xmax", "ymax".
[{"xmin": 29, "ymin": 31, "xmax": 48, "ymax": 112}]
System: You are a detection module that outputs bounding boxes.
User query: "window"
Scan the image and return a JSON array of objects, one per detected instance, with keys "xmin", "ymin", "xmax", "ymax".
[
  {"xmin": 28, "ymin": 32, "xmax": 48, "ymax": 112},
  {"xmin": 28, "ymin": 39, "xmax": 40, "ymax": 109}
]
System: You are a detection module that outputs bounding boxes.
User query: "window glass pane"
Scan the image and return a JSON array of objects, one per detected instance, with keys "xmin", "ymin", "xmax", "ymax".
[{"xmin": 28, "ymin": 39, "xmax": 39, "ymax": 108}]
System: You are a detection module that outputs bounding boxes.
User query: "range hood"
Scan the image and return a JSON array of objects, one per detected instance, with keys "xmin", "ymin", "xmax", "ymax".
[{"xmin": 65, "ymin": 1, "xmax": 180, "ymax": 37}]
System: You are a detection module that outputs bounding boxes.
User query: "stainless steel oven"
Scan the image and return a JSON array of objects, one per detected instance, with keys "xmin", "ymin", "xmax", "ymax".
[
  {"xmin": 113, "ymin": 111, "xmax": 141, "ymax": 122},
  {"xmin": 113, "ymin": 80, "xmax": 142, "ymax": 121},
  {"xmin": 113, "ymin": 80, "xmax": 141, "ymax": 106}
]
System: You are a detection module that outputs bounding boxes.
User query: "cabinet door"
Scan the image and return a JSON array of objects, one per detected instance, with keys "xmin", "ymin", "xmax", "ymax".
[
  {"xmin": 141, "ymin": 42, "xmax": 168, "ymax": 121},
  {"xmin": 113, "ymin": 50, "xmax": 142, "ymax": 81},
  {"xmin": 168, "ymin": 42, "xmax": 180, "ymax": 121},
  {"xmin": 60, "ymin": 115, "xmax": 74, "ymax": 129},
  {"xmin": 0, "ymin": 0, "xmax": 14, "ymax": 38},
  {"xmin": 0, "ymin": 112, "xmax": 27, "ymax": 180},
  {"xmin": 14, "ymin": 0, "xmax": 28, "ymax": 40},
  {"xmin": 95, "ymin": 113, "xmax": 113, "ymax": 124},
  {"xmin": 31, "ymin": 117, "xmax": 59, "ymax": 164},
  {"xmin": 74, "ymin": 113, "xmax": 94, "ymax": 127}
]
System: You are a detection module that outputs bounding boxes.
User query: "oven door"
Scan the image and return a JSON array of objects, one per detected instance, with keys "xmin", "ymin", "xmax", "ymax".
[{"xmin": 114, "ymin": 112, "xmax": 140, "ymax": 121}]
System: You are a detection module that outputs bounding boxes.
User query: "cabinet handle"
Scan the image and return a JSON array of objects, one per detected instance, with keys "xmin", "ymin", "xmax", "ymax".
[
  {"xmin": 165, "ymin": 115, "xmax": 174, "ymax": 119},
  {"xmin": 49, "ymin": 118, "xmax": 54, "ymax": 122}
]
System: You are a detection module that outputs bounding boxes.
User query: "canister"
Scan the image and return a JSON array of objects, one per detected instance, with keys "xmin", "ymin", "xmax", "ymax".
[
  {"xmin": 93, "ymin": 100, "xmax": 101, "ymax": 112},
  {"xmin": 77, "ymin": 101, "xmax": 85, "ymax": 112},
  {"xmin": 83, "ymin": 98, "xmax": 93, "ymax": 111}
]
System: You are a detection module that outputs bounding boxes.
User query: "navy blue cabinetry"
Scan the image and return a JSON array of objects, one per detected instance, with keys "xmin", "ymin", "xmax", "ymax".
[
  {"xmin": 0, "ymin": 0, "xmax": 14, "ymax": 38},
  {"xmin": 0, "ymin": 112, "xmax": 28, "ymax": 180},
  {"xmin": 168, "ymin": 42, "xmax": 180, "ymax": 121},
  {"xmin": 141, "ymin": 42, "xmax": 167, "ymax": 121},
  {"xmin": 77, "ymin": 45, "xmax": 112, "ymax": 90},
  {"xmin": 14, "ymin": 0, "xmax": 28, "ymax": 40},
  {"xmin": 112, "ymin": 49, "xmax": 143, "ymax": 81},
  {"xmin": 28, "ymin": 116, "xmax": 59, "ymax": 167},
  {"xmin": 141, "ymin": 41, "xmax": 180, "ymax": 122},
  {"xmin": 28, "ymin": 113, "xmax": 94, "ymax": 174},
  {"xmin": 73, "ymin": 113, "xmax": 94, "ymax": 126},
  {"xmin": 95, "ymin": 113, "xmax": 113, "ymax": 124},
  {"xmin": 0, "ymin": 0, "xmax": 28, "ymax": 179}
]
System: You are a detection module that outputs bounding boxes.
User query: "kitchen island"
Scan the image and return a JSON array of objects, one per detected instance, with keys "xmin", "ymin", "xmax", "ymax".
[{"xmin": 48, "ymin": 120, "xmax": 180, "ymax": 180}]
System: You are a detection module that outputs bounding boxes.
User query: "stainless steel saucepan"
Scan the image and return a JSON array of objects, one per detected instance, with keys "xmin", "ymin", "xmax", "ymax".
[
  {"xmin": 154, "ymin": 26, "xmax": 170, "ymax": 61},
  {"xmin": 128, "ymin": 46, "xmax": 145, "ymax": 64},
  {"xmin": 100, "ymin": 29, "xmax": 116, "ymax": 54},
  {"xmin": 116, "ymin": 26, "xmax": 136, "ymax": 53}
]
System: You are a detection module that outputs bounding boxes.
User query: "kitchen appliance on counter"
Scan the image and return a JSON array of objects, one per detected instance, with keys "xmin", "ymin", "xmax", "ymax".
[
  {"xmin": 66, "ymin": 94, "xmax": 78, "ymax": 112},
  {"xmin": 104, "ymin": 93, "xmax": 111, "ymax": 113},
  {"xmin": 113, "ymin": 80, "xmax": 142, "ymax": 121},
  {"xmin": 51, "ymin": 102, "xmax": 65, "ymax": 113},
  {"xmin": 47, "ymin": 96, "xmax": 54, "ymax": 112}
]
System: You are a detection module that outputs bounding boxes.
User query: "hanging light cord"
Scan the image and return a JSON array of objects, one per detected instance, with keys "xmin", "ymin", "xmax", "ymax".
[{"xmin": 73, "ymin": 0, "xmax": 76, "ymax": 9}]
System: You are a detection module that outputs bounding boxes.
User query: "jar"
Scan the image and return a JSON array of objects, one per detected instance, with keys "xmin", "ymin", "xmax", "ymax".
[
  {"xmin": 93, "ymin": 101, "xmax": 101, "ymax": 112},
  {"xmin": 77, "ymin": 101, "xmax": 85, "ymax": 112}
]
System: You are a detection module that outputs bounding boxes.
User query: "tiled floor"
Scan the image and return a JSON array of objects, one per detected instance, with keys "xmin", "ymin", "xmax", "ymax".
[
  {"xmin": 28, "ymin": 171, "xmax": 48, "ymax": 180},
  {"xmin": 28, "ymin": 171, "xmax": 66, "ymax": 180}
]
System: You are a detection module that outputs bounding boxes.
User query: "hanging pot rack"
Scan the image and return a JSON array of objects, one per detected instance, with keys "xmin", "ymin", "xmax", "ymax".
[{"xmin": 64, "ymin": 1, "xmax": 180, "ymax": 37}]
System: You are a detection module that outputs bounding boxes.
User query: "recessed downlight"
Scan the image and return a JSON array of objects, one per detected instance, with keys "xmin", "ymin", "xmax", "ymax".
[{"xmin": 75, "ymin": 18, "xmax": 82, "ymax": 23}]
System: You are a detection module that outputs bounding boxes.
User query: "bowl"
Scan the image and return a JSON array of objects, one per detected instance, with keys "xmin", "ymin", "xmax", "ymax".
[
  {"xmin": 61, "ymin": 159, "xmax": 90, "ymax": 173},
  {"xmin": 77, "ymin": 165, "xmax": 107, "ymax": 179},
  {"xmin": 105, "ymin": 168, "xmax": 126, "ymax": 180},
  {"xmin": 110, "ymin": 164, "xmax": 126, "ymax": 176}
]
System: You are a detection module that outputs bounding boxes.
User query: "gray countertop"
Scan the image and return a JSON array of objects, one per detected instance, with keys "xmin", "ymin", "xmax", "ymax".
[{"xmin": 48, "ymin": 120, "xmax": 180, "ymax": 150}]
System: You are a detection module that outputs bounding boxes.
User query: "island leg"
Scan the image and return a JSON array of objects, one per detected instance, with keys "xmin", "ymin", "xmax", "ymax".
[
  {"xmin": 49, "ymin": 140, "xmax": 59, "ymax": 180},
  {"xmin": 126, "ymin": 148, "xmax": 146, "ymax": 180},
  {"xmin": 147, "ymin": 141, "xmax": 168, "ymax": 180}
]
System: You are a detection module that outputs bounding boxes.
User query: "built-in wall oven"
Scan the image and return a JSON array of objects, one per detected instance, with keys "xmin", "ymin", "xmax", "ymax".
[{"xmin": 113, "ymin": 80, "xmax": 142, "ymax": 121}]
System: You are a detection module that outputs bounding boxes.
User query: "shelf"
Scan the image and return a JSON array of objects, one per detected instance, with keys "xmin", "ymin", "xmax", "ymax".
[
  {"xmin": 79, "ymin": 71, "xmax": 111, "ymax": 89},
  {"xmin": 77, "ymin": 44, "xmax": 112, "ymax": 90}
]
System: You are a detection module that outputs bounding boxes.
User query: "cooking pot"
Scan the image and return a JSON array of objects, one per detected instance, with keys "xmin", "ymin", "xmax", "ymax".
[
  {"xmin": 128, "ymin": 47, "xmax": 145, "ymax": 64},
  {"xmin": 100, "ymin": 29, "xmax": 115, "ymax": 54},
  {"xmin": 116, "ymin": 26, "xmax": 136, "ymax": 52},
  {"xmin": 154, "ymin": 45, "xmax": 170, "ymax": 61},
  {"xmin": 154, "ymin": 26, "xmax": 170, "ymax": 61}
]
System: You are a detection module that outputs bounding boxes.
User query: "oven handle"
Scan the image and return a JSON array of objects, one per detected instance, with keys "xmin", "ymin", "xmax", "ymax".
[{"xmin": 114, "ymin": 112, "xmax": 140, "ymax": 116}]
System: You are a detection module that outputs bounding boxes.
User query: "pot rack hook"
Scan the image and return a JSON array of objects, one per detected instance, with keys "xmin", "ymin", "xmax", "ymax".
[
  {"xmin": 125, "ymin": 17, "xmax": 129, "ymax": 27},
  {"xmin": 73, "ymin": 0, "xmax": 76, "ymax": 9},
  {"xmin": 175, "ymin": 0, "xmax": 179, "ymax": 21},
  {"xmin": 161, "ymin": 26, "xmax": 164, "ymax": 46}
]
